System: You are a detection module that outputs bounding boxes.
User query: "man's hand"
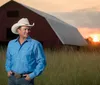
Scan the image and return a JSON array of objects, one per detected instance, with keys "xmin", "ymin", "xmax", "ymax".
[
  {"xmin": 23, "ymin": 74, "xmax": 31, "ymax": 81},
  {"xmin": 8, "ymin": 71, "xmax": 12, "ymax": 77}
]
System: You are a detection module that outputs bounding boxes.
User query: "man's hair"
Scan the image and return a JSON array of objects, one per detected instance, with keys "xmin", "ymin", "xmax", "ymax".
[
  {"xmin": 16, "ymin": 26, "xmax": 21, "ymax": 33},
  {"xmin": 18, "ymin": 26, "xmax": 21, "ymax": 29}
]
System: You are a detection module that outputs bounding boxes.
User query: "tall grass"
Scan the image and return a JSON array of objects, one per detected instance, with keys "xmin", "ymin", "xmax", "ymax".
[
  {"xmin": 1, "ymin": 46, "xmax": 100, "ymax": 85},
  {"xmin": 0, "ymin": 46, "xmax": 8, "ymax": 85}
]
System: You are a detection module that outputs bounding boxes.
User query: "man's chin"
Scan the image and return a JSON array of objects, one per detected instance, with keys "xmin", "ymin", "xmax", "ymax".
[{"xmin": 24, "ymin": 35, "xmax": 29, "ymax": 38}]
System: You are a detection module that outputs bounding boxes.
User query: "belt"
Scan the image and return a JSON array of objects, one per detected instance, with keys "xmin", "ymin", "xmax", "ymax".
[{"xmin": 12, "ymin": 72, "xmax": 31, "ymax": 79}]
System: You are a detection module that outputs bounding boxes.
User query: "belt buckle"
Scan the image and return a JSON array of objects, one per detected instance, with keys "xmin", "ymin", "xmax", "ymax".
[{"xmin": 14, "ymin": 73, "xmax": 21, "ymax": 79}]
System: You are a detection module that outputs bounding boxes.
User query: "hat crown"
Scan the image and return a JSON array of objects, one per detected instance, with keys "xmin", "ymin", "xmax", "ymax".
[
  {"xmin": 11, "ymin": 18, "xmax": 34, "ymax": 34},
  {"xmin": 18, "ymin": 18, "xmax": 30, "ymax": 25}
]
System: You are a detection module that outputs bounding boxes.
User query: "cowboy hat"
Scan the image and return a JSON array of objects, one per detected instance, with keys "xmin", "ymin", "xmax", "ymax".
[{"xmin": 11, "ymin": 18, "xmax": 35, "ymax": 34}]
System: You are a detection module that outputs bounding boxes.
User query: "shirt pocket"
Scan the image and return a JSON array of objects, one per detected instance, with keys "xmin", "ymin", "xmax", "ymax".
[
  {"xmin": 22, "ymin": 49, "xmax": 32, "ymax": 56},
  {"xmin": 21, "ymin": 49, "xmax": 34, "ymax": 61},
  {"xmin": 10, "ymin": 49, "xmax": 17, "ymax": 56}
]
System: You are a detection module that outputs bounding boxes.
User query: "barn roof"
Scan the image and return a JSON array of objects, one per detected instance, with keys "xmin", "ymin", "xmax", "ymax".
[{"xmin": 0, "ymin": 1, "xmax": 87, "ymax": 46}]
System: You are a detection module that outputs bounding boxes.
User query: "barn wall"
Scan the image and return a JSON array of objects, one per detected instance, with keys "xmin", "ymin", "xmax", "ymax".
[{"xmin": 0, "ymin": 1, "xmax": 62, "ymax": 47}]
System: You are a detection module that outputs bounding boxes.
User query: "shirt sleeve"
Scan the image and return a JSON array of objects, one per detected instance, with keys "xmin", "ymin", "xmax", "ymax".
[
  {"xmin": 5, "ymin": 42, "xmax": 12, "ymax": 72},
  {"xmin": 29, "ymin": 43, "xmax": 46, "ymax": 79}
]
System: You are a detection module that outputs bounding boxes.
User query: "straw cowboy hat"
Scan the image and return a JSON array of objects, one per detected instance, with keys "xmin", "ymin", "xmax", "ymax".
[{"xmin": 11, "ymin": 18, "xmax": 35, "ymax": 34}]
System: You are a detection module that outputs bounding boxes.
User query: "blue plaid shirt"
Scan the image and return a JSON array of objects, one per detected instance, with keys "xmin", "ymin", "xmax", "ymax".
[{"xmin": 5, "ymin": 36, "xmax": 46, "ymax": 79}]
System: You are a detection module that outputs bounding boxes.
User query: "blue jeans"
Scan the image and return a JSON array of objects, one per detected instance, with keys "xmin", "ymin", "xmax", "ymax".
[{"xmin": 8, "ymin": 75, "xmax": 34, "ymax": 85}]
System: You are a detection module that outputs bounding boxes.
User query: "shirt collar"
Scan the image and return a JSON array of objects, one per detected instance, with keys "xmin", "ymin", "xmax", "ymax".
[{"xmin": 14, "ymin": 36, "xmax": 31, "ymax": 42}]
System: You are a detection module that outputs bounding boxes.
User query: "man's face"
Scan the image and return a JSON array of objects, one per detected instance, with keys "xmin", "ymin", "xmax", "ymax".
[{"xmin": 17, "ymin": 26, "xmax": 31, "ymax": 38}]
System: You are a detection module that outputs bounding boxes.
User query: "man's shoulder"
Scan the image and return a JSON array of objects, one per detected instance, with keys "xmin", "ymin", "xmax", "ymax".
[
  {"xmin": 30, "ymin": 39, "xmax": 43, "ymax": 49},
  {"xmin": 8, "ymin": 39, "xmax": 16, "ymax": 45},
  {"xmin": 31, "ymin": 39, "xmax": 41, "ymax": 45},
  {"xmin": 9, "ymin": 39, "xmax": 16, "ymax": 43}
]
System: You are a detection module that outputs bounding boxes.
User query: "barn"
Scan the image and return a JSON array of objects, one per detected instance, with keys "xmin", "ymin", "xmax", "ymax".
[{"xmin": 0, "ymin": 0, "xmax": 87, "ymax": 47}]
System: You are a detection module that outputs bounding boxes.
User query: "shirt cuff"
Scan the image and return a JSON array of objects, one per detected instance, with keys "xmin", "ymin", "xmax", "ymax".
[
  {"xmin": 29, "ymin": 72, "xmax": 35, "ymax": 79},
  {"xmin": 6, "ymin": 68, "xmax": 11, "ymax": 72}
]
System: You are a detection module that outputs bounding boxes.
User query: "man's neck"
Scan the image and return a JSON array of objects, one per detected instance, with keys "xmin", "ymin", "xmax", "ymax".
[{"xmin": 19, "ymin": 37, "xmax": 27, "ymax": 45}]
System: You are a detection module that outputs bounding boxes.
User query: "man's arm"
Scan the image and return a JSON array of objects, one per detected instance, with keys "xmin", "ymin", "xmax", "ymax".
[
  {"xmin": 29, "ymin": 43, "xmax": 46, "ymax": 79},
  {"xmin": 5, "ymin": 43, "xmax": 12, "ymax": 73}
]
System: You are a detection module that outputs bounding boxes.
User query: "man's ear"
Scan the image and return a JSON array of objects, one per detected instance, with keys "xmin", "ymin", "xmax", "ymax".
[{"xmin": 17, "ymin": 28, "xmax": 20, "ymax": 34}]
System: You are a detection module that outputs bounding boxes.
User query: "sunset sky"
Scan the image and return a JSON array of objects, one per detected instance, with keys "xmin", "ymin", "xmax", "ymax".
[{"xmin": 0, "ymin": 0, "xmax": 100, "ymax": 38}]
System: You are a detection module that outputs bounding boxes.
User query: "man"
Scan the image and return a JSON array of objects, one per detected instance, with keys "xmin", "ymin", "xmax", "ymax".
[{"xmin": 5, "ymin": 18, "xmax": 46, "ymax": 85}]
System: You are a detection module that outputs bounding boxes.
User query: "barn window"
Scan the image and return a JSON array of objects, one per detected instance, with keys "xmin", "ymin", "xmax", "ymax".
[
  {"xmin": 7, "ymin": 10, "xmax": 19, "ymax": 17},
  {"xmin": 7, "ymin": 28, "xmax": 18, "ymax": 40}
]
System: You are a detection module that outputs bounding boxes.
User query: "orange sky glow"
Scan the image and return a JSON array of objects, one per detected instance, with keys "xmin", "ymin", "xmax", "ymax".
[
  {"xmin": 0, "ymin": 0, "xmax": 100, "ymax": 12},
  {"xmin": 78, "ymin": 28, "xmax": 100, "ymax": 38},
  {"xmin": 90, "ymin": 34, "xmax": 100, "ymax": 42},
  {"xmin": 78, "ymin": 28, "xmax": 100, "ymax": 42}
]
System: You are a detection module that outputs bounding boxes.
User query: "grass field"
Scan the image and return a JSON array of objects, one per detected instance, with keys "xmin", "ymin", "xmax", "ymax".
[{"xmin": 1, "ymin": 46, "xmax": 100, "ymax": 85}]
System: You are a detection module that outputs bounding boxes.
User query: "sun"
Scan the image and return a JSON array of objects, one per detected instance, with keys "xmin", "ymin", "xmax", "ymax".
[
  {"xmin": 89, "ymin": 34, "xmax": 100, "ymax": 42},
  {"xmin": 92, "ymin": 35, "xmax": 99, "ymax": 42}
]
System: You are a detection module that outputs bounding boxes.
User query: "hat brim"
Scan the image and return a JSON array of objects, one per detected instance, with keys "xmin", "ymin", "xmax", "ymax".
[{"xmin": 11, "ymin": 23, "xmax": 35, "ymax": 34}]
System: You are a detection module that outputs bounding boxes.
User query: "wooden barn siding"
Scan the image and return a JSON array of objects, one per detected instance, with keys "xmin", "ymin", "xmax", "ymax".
[{"xmin": 0, "ymin": 1, "xmax": 62, "ymax": 47}]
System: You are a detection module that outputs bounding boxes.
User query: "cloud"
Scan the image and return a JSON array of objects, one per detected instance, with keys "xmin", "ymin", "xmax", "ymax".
[
  {"xmin": 50, "ymin": 7, "xmax": 100, "ymax": 28},
  {"xmin": 50, "ymin": 7, "xmax": 100, "ymax": 37},
  {"xmin": 1, "ymin": 0, "xmax": 99, "ymax": 12}
]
